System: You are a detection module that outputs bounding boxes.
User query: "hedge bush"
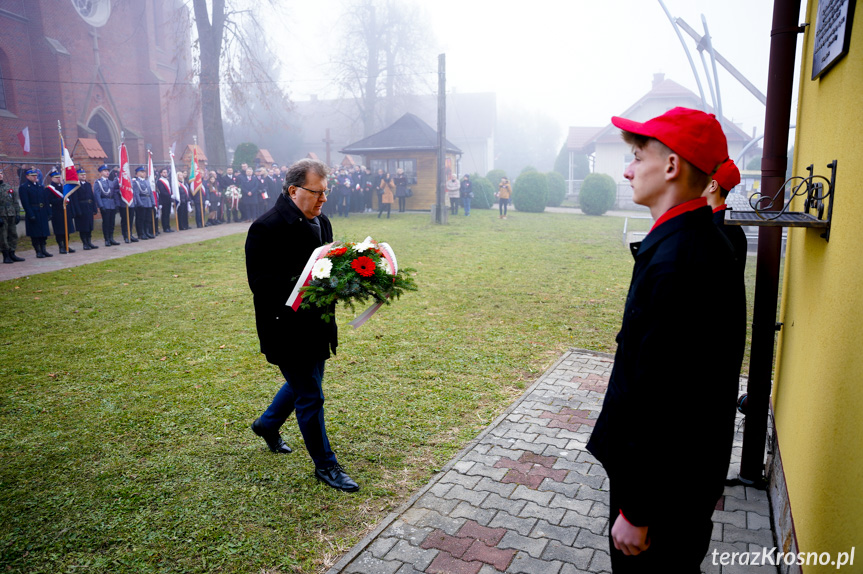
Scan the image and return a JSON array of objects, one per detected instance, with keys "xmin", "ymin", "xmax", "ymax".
[
  {"xmin": 579, "ymin": 173, "xmax": 617, "ymax": 215},
  {"xmin": 512, "ymin": 171, "xmax": 548, "ymax": 213},
  {"xmin": 545, "ymin": 172, "xmax": 566, "ymax": 207},
  {"xmin": 232, "ymin": 143, "xmax": 259, "ymax": 171},
  {"xmin": 469, "ymin": 174, "xmax": 495, "ymax": 209},
  {"xmin": 485, "ymin": 169, "xmax": 507, "ymax": 187}
]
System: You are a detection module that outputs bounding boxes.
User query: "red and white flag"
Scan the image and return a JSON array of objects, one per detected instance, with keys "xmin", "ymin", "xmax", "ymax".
[
  {"xmin": 17, "ymin": 127, "xmax": 30, "ymax": 155},
  {"xmin": 147, "ymin": 151, "xmax": 158, "ymax": 204},
  {"xmin": 118, "ymin": 142, "xmax": 134, "ymax": 206}
]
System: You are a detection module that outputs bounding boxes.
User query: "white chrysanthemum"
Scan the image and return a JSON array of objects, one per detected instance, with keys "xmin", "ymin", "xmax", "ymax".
[
  {"xmin": 378, "ymin": 258, "xmax": 392, "ymax": 274},
  {"xmin": 355, "ymin": 236, "xmax": 376, "ymax": 253},
  {"xmin": 311, "ymin": 258, "xmax": 333, "ymax": 279}
]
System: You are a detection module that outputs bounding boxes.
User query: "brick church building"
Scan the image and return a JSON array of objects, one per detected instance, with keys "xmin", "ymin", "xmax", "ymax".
[{"xmin": 0, "ymin": 0, "xmax": 202, "ymax": 177}]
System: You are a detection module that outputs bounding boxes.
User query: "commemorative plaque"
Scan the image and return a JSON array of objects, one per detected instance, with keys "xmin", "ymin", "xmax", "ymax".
[{"xmin": 811, "ymin": 0, "xmax": 856, "ymax": 80}]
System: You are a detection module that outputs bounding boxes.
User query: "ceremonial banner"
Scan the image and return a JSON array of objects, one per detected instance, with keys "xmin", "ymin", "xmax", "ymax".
[
  {"xmin": 17, "ymin": 127, "xmax": 30, "ymax": 155},
  {"xmin": 147, "ymin": 151, "xmax": 157, "ymax": 204},
  {"xmin": 189, "ymin": 147, "xmax": 204, "ymax": 196},
  {"xmin": 59, "ymin": 127, "xmax": 79, "ymax": 199},
  {"xmin": 118, "ymin": 142, "xmax": 134, "ymax": 206},
  {"xmin": 169, "ymin": 145, "xmax": 180, "ymax": 204}
]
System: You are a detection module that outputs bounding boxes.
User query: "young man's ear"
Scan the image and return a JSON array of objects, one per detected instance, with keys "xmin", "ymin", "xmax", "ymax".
[{"xmin": 664, "ymin": 153, "xmax": 682, "ymax": 181}]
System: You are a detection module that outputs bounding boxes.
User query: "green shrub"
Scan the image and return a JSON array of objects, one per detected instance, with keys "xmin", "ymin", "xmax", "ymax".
[
  {"xmin": 485, "ymin": 169, "xmax": 507, "ymax": 187},
  {"xmin": 546, "ymin": 172, "xmax": 566, "ymax": 207},
  {"xmin": 232, "ymin": 143, "xmax": 259, "ymax": 171},
  {"xmin": 579, "ymin": 173, "xmax": 617, "ymax": 215},
  {"xmin": 469, "ymin": 174, "xmax": 495, "ymax": 209},
  {"xmin": 520, "ymin": 166, "xmax": 538, "ymax": 174},
  {"xmin": 512, "ymin": 171, "xmax": 548, "ymax": 213}
]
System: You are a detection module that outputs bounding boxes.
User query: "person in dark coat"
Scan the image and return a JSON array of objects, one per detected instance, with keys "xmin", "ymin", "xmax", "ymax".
[
  {"xmin": 132, "ymin": 166, "xmax": 156, "ymax": 239},
  {"xmin": 94, "ymin": 165, "xmax": 120, "ymax": 246},
  {"xmin": 239, "ymin": 168, "xmax": 258, "ymax": 222},
  {"xmin": 46, "ymin": 171, "xmax": 78, "ymax": 254},
  {"xmin": 585, "ymin": 108, "xmax": 745, "ymax": 572},
  {"xmin": 459, "ymin": 174, "xmax": 473, "ymax": 216},
  {"xmin": 394, "ymin": 168, "xmax": 408, "ymax": 213},
  {"xmin": 156, "ymin": 167, "xmax": 175, "ymax": 233},
  {"xmin": 0, "ymin": 167, "xmax": 25, "ymax": 263},
  {"xmin": 71, "ymin": 168, "xmax": 99, "ymax": 250},
  {"xmin": 19, "ymin": 169, "xmax": 54, "ymax": 257},
  {"xmin": 245, "ymin": 158, "xmax": 359, "ymax": 493},
  {"xmin": 704, "ymin": 159, "xmax": 748, "ymax": 274},
  {"xmin": 176, "ymin": 171, "xmax": 191, "ymax": 230}
]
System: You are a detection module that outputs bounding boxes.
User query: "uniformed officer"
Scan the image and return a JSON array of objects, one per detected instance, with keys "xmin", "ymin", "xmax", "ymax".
[
  {"xmin": 94, "ymin": 165, "xmax": 120, "ymax": 246},
  {"xmin": 71, "ymin": 167, "xmax": 99, "ymax": 250},
  {"xmin": 18, "ymin": 168, "xmax": 53, "ymax": 257},
  {"xmin": 0, "ymin": 167, "xmax": 25, "ymax": 263},
  {"xmin": 46, "ymin": 170, "xmax": 78, "ymax": 254},
  {"xmin": 133, "ymin": 166, "xmax": 156, "ymax": 240}
]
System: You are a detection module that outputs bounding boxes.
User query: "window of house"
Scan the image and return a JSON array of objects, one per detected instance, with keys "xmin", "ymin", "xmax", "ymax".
[{"xmin": 369, "ymin": 159, "xmax": 417, "ymax": 184}]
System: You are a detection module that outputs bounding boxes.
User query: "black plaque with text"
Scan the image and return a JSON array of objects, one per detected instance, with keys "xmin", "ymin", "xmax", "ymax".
[{"xmin": 811, "ymin": 0, "xmax": 856, "ymax": 80}]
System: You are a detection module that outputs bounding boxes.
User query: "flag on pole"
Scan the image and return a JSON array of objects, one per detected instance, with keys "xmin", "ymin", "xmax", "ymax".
[
  {"xmin": 189, "ymin": 146, "xmax": 204, "ymax": 196},
  {"xmin": 118, "ymin": 142, "xmax": 134, "ymax": 206},
  {"xmin": 169, "ymin": 144, "xmax": 180, "ymax": 204},
  {"xmin": 147, "ymin": 150, "xmax": 158, "ymax": 204},
  {"xmin": 60, "ymin": 129, "xmax": 80, "ymax": 198},
  {"xmin": 17, "ymin": 127, "xmax": 30, "ymax": 155}
]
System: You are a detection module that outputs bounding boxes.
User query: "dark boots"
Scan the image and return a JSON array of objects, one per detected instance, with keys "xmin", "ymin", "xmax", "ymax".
[
  {"xmin": 2, "ymin": 250, "xmax": 11, "ymax": 264},
  {"xmin": 33, "ymin": 238, "xmax": 52, "ymax": 257},
  {"xmin": 83, "ymin": 232, "xmax": 98, "ymax": 250},
  {"xmin": 56, "ymin": 236, "xmax": 75, "ymax": 254},
  {"xmin": 8, "ymin": 250, "xmax": 23, "ymax": 262}
]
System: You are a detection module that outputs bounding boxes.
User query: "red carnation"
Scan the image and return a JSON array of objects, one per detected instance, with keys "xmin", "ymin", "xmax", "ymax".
[
  {"xmin": 351, "ymin": 256, "xmax": 376, "ymax": 277},
  {"xmin": 328, "ymin": 247, "xmax": 348, "ymax": 257}
]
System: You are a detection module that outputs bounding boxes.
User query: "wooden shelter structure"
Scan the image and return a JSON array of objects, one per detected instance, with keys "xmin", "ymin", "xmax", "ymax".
[{"xmin": 340, "ymin": 113, "xmax": 462, "ymax": 210}]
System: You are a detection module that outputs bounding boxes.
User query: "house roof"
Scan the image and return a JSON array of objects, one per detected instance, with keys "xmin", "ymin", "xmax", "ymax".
[
  {"xmin": 579, "ymin": 75, "xmax": 752, "ymax": 148},
  {"xmin": 74, "ymin": 138, "xmax": 108, "ymax": 159},
  {"xmin": 340, "ymin": 113, "xmax": 463, "ymax": 155},
  {"xmin": 566, "ymin": 127, "xmax": 604, "ymax": 154},
  {"xmin": 257, "ymin": 149, "xmax": 275, "ymax": 164},
  {"xmin": 182, "ymin": 144, "xmax": 208, "ymax": 162}
]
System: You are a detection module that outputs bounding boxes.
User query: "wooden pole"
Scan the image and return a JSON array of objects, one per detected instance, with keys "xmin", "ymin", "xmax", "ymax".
[
  {"xmin": 63, "ymin": 201, "xmax": 69, "ymax": 250},
  {"xmin": 199, "ymin": 188, "xmax": 204, "ymax": 226},
  {"xmin": 126, "ymin": 204, "xmax": 131, "ymax": 239}
]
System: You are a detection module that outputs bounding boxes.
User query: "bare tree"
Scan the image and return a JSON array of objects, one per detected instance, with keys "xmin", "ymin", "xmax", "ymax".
[
  {"xmin": 334, "ymin": 0, "xmax": 433, "ymax": 137},
  {"xmin": 189, "ymin": 0, "xmax": 290, "ymax": 167}
]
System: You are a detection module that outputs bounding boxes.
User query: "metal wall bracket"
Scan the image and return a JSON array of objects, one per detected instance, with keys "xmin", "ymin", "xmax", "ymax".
[{"xmin": 725, "ymin": 160, "xmax": 836, "ymax": 241}]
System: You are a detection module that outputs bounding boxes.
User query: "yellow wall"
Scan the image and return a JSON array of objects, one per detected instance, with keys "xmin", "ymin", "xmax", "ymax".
[
  {"xmin": 363, "ymin": 152, "xmax": 458, "ymax": 211},
  {"xmin": 772, "ymin": 3, "xmax": 863, "ymax": 568}
]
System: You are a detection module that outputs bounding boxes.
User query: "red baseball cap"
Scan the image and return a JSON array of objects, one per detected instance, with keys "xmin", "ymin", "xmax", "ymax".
[
  {"xmin": 611, "ymin": 107, "xmax": 729, "ymax": 176},
  {"xmin": 714, "ymin": 159, "xmax": 741, "ymax": 192}
]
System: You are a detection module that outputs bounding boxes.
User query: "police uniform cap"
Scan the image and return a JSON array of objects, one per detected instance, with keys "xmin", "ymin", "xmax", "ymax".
[
  {"xmin": 98, "ymin": 164, "xmax": 110, "ymax": 172},
  {"xmin": 135, "ymin": 166, "xmax": 146, "ymax": 173},
  {"xmin": 48, "ymin": 170, "xmax": 60, "ymax": 177},
  {"xmin": 25, "ymin": 169, "xmax": 39, "ymax": 176}
]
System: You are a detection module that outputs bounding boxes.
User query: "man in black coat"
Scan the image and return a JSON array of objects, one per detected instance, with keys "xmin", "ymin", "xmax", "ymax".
[
  {"xmin": 156, "ymin": 167, "xmax": 175, "ymax": 233},
  {"xmin": 704, "ymin": 159, "xmax": 748, "ymax": 275},
  {"xmin": 46, "ymin": 171, "xmax": 78, "ymax": 254},
  {"xmin": 585, "ymin": 108, "xmax": 745, "ymax": 572},
  {"xmin": 245, "ymin": 158, "xmax": 359, "ymax": 493},
  {"xmin": 72, "ymin": 168, "xmax": 99, "ymax": 250}
]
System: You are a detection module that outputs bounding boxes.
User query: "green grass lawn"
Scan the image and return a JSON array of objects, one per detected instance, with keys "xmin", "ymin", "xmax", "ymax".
[{"xmin": 0, "ymin": 208, "xmax": 756, "ymax": 573}]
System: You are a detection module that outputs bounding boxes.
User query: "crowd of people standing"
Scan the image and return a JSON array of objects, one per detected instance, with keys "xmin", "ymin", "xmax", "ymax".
[{"xmin": 0, "ymin": 161, "xmax": 291, "ymax": 263}]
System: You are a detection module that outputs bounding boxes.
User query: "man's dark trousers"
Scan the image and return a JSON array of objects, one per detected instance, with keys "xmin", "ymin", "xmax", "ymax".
[{"xmin": 259, "ymin": 359, "xmax": 337, "ymax": 469}]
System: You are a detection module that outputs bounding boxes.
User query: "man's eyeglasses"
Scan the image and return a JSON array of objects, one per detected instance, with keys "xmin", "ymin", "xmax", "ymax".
[{"xmin": 295, "ymin": 185, "xmax": 330, "ymax": 197}]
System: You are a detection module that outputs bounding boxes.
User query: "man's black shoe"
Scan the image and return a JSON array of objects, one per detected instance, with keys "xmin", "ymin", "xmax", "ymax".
[
  {"xmin": 251, "ymin": 418, "xmax": 292, "ymax": 454},
  {"xmin": 314, "ymin": 464, "xmax": 359, "ymax": 493}
]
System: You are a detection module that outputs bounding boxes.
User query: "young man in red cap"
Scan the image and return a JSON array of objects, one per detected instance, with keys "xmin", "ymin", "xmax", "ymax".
[
  {"xmin": 704, "ymin": 159, "xmax": 748, "ymax": 273},
  {"xmin": 586, "ymin": 107, "xmax": 746, "ymax": 572}
]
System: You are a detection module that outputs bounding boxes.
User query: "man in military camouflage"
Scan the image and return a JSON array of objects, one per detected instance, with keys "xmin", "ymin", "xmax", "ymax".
[{"xmin": 0, "ymin": 167, "xmax": 25, "ymax": 263}]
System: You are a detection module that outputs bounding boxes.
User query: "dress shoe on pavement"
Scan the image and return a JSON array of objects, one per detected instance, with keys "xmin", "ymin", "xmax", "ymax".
[
  {"xmin": 251, "ymin": 418, "xmax": 292, "ymax": 454},
  {"xmin": 314, "ymin": 464, "xmax": 359, "ymax": 493}
]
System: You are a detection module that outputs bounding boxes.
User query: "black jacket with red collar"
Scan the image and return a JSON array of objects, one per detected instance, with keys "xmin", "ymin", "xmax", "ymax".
[
  {"xmin": 245, "ymin": 193, "xmax": 337, "ymax": 366},
  {"xmin": 587, "ymin": 204, "xmax": 745, "ymax": 526}
]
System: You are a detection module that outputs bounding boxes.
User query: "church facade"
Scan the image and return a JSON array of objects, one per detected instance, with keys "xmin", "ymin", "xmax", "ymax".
[{"xmin": 0, "ymin": 0, "xmax": 201, "ymax": 175}]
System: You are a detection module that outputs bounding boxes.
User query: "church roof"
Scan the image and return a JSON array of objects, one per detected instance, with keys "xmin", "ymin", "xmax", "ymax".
[{"xmin": 340, "ymin": 113, "xmax": 462, "ymax": 155}]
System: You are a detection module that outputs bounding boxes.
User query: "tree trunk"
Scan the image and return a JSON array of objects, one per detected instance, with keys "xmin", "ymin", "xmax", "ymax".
[{"xmin": 193, "ymin": 0, "xmax": 228, "ymax": 168}]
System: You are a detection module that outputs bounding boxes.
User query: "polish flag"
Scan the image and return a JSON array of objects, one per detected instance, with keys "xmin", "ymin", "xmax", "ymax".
[
  {"xmin": 17, "ymin": 127, "xmax": 30, "ymax": 155},
  {"xmin": 118, "ymin": 142, "xmax": 134, "ymax": 206}
]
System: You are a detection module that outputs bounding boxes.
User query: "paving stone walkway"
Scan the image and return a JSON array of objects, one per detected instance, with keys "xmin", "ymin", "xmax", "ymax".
[{"xmin": 327, "ymin": 349, "xmax": 776, "ymax": 574}]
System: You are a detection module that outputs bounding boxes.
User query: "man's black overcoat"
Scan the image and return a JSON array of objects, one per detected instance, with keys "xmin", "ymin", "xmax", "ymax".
[
  {"xmin": 245, "ymin": 193, "xmax": 337, "ymax": 366},
  {"xmin": 586, "ymin": 205, "xmax": 745, "ymax": 526}
]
